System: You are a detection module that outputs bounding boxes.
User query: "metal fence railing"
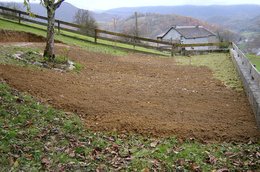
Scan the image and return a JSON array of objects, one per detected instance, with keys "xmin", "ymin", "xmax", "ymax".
[{"xmin": 232, "ymin": 43, "xmax": 260, "ymax": 88}]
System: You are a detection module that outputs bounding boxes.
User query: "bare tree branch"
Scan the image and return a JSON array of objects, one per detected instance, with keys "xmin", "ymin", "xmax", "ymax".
[{"xmin": 54, "ymin": 0, "xmax": 65, "ymax": 10}]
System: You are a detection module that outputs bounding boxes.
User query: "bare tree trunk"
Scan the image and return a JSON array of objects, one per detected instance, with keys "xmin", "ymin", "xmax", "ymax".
[{"xmin": 44, "ymin": 8, "xmax": 55, "ymax": 60}]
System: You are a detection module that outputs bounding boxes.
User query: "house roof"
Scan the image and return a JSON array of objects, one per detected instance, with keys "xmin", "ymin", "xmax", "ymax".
[{"xmin": 157, "ymin": 26, "xmax": 216, "ymax": 39}]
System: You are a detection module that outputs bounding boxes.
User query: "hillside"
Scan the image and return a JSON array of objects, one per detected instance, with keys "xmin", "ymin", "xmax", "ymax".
[
  {"xmin": 105, "ymin": 5, "xmax": 260, "ymax": 21},
  {"xmin": 2, "ymin": 2, "xmax": 260, "ymax": 32},
  {"xmin": 0, "ymin": 2, "xmax": 77, "ymax": 22},
  {"xmin": 0, "ymin": 2, "xmax": 225, "ymax": 39},
  {"xmin": 2, "ymin": 2, "xmax": 260, "ymax": 35},
  {"xmin": 103, "ymin": 13, "xmax": 230, "ymax": 40},
  {"xmin": 0, "ymin": 2, "xmax": 258, "ymax": 54},
  {"xmin": 104, "ymin": 5, "xmax": 260, "ymax": 54},
  {"xmin": 105, "ymin": 5, "xmax": 260, "ymax": 39},
  {"xmin": 240, "ymin": 15, "xmax": 260, "ymax": 33},
  {"xmin": 0, "ymin": 2, "xmax": 115, "ymax": 23},
  {"xmin": 206, "ymin": 14, "xmax": 260, "ymax": 33}
]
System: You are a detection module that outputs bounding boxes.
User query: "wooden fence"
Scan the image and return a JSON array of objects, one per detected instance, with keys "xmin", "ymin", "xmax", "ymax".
[{"xmin": 0, "ymin": 6, "xmax": 230, "ymax": 56}]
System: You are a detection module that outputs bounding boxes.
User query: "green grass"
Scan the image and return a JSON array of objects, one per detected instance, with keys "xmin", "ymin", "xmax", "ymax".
[
  {"xmin": 247, "ymin": 54, "xmax": 260, "ymax": 71},
  {"xmin": 175, "ymin": 53, "xmax": 243, "ymax": 90},
  {"xmin": 0, "ymin": 82, "xmax": 259, "ymax": 171},
  {"xmin": 74, "ymin": 62, "xmax": 83, "ymax": 72},
  {"xmin": 0, "ymin": 17, "xmax": 167, "ymax": 56},
  {"xmin": 0, "ymin": 45, "xmax": 84, "ymax": 73},
  {"xmin": 0, "ymin": 46, "xmax": 40, "ymax": 66}
]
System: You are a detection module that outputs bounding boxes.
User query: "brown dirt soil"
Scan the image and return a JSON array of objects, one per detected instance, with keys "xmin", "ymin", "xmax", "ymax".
[
  {"xmin": 0, "ymin": 30, "xmax": 46, "ymax": 42},
  {"xmin": 0, "ymin": 43, "xmax": 259, "ymax": 142}
]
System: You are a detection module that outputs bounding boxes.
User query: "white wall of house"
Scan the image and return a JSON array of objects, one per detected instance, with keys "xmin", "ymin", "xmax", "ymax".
[
  {"xmin": 163, "ymin": 29, "xmax": 181, "ymax": 42},
  {"xmin": 182, "ymin": 37, "xmax": 209, "ymax": 50},
  {"xmin": 161, "ymin": 28, "xmax": 219, "ymax": 51},
  {"xmin": 182, "ymin": 36, "xmax": 219, "ymax": 50}
]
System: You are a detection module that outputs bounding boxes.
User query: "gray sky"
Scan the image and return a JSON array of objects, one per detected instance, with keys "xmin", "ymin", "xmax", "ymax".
[{"xmin": 1, "ymin": 0, "xmax": 260, "ymax": 10}]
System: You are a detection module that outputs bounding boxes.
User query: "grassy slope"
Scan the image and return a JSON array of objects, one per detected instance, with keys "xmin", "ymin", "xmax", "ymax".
[
  {"xmin": 247, "ymin": 54, "xmax": 260, "ymax": 71},
  {"xmin": 240, "ymin": 32, "xmax": 260, "ymax": 70},
  {"xmin": 175, "ymin": 53, "xmax": 243, "ymax": 91},
  {"xmin": 0, "ymin": 18, "xmax": 167, "ymax": 56}
]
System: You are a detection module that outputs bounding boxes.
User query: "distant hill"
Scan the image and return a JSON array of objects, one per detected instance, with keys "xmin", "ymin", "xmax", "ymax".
[
  {"xmin": 105, "ymin": 5, "xmax": 260, "ymax": 34},
  {"xmin": 1, "ymin": 2, "xmax": 260, "ymax": 33},
  {"xmin": 0, "ymin": 2, "xmax": 78, "ymax": 22},
  {"xmin": 248, "ymin": 15, "xmax": 260, "ymax": 32},
  {"xmin": 104, "ymin": 5, "xmax": 260, "ymax": 54},
  {"xmin": 0, "ymin": 2, "xmax": 115, "ymax": 23},
  {"xmin": 206, "ymin": 14, "xmax": 260, "ymax": 33},
  {"xmin": 105, "ymin": 5, "xmax": 260, "ymax": 20},
  {"xmin": 1, "ymin": 2, "xmax": 258, "ymax": 53},
  {"xmin": 0, "ymin": 2, "xmax": 239, "ymax": 41},
  {"xmin": 102, "ymin": 13, "xmax": 222, "ymax": 39}
]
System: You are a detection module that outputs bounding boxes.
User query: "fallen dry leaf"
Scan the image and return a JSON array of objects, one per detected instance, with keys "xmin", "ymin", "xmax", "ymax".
[
  {"xmin": 217, "ymin": 168, "xmax": 229, "ymax": 172},
  {"xmin": 41, "ymin": 157, "xmax": 50, "ymax": 164},
  {"xmin": 142, "ymin": 168, "xmax": 150, "ymax": 172},
  {"xmin": 191, "ymin": 163, "xmax": 201, "ymax": 172},
  {"xmin": 206, "ymin": 154, "xmax": 217, "ymax": 165}
]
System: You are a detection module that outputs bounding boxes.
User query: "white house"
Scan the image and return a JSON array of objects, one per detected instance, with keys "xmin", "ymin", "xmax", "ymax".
[{"xmin": 157, "ymin": 26, "xmax": 219, "ymax": 50}]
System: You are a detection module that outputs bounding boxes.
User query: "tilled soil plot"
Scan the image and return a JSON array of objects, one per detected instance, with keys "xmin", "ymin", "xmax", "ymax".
[
  {"xmin": 0, "ymin": 30, "xmax": 46, "ymax": 42},
  {"xmin": 0, "ymin": 43, "xmax": 259, "ymax": 142}
]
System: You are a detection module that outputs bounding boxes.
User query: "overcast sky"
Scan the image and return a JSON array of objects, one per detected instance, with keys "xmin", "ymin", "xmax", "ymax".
[{"xmin": 1, "ymin": 0, "xmax": 260, "ymax": 10}]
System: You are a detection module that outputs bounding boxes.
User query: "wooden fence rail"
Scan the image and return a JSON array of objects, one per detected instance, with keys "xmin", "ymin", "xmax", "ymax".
[{"xmin": 0, "ymin": 5, "xmax": 230, "ymax": 56}]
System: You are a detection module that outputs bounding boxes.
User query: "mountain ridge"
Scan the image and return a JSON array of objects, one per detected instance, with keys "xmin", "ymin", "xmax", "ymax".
[{"xmin": 105, "ymin": 5, "xmax": 260, "ymax": 20}]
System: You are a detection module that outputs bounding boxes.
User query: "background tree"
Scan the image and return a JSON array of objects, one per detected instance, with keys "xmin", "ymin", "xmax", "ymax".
[
  {"xmin": 74, "ymin": 9, "xmax": 97, "ymax": 36},
  {"xmin": 24, "ymin": 0, "xmax": 65, "ymax": 60},
  {"xmin": 216, "ymin": 29, "xmax": 240, "ymax": 42}
]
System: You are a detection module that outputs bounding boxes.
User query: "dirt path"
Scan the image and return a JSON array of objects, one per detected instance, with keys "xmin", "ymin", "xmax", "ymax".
[{"xmin": 0, "ymin": 43, "xmax": 259, "ymax": 142}]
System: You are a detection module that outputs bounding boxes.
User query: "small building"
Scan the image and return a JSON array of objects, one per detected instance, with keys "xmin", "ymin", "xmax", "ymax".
[{"xmin": 157, "ymin": 26, "xmax": 219, "ymax": 50}]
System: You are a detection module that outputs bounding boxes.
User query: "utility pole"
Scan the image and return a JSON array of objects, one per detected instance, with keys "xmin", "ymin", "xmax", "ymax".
[
  {"xmin": 132, "ymin": 12, "xmax": 138, "ymax": 49},
  {"xmin": 113, "ymin": 16, "xmax": 118, "ymax": 32},
  {"xmin": 135, "ymin": 12, "xmax": 138, "ymax": 37}
]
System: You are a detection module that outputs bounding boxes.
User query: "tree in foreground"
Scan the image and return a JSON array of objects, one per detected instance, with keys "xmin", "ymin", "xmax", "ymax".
[
  {"xmin": 24, "ymin": 0, "xmax": 65, "ymax": 61},
  {"xmin": 74, "ymin": 9, "xmax": 98, "ymax": 36}
]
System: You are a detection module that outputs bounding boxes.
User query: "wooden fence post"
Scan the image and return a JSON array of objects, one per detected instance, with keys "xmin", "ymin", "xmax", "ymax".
[
  {"xmin": 133, "ymin": 36, "xmax": 136, "ymax": 49},
  {"xmin": 57, "ymin": 20, "xmax": 60, "ymax": 34},
  {"xmin": 171, "ymin": 44, "xmax": 174, "ymax": 57},
  {"xmin": 18, "ymin": 12, "xmax": 21, "ymax": 24},
  {"xmin": 94, "ymin": 29, "xmax": 98, "ymax": 43}
]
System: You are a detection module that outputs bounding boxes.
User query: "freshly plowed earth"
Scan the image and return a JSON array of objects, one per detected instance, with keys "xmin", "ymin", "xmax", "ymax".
[
  {"xmin": 0, "ymin": 30, "xmax": 46, "ymax": 42},
  {"xmin": 0, "ymin": 43, "xmax": 259, "ymax": 142}
]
